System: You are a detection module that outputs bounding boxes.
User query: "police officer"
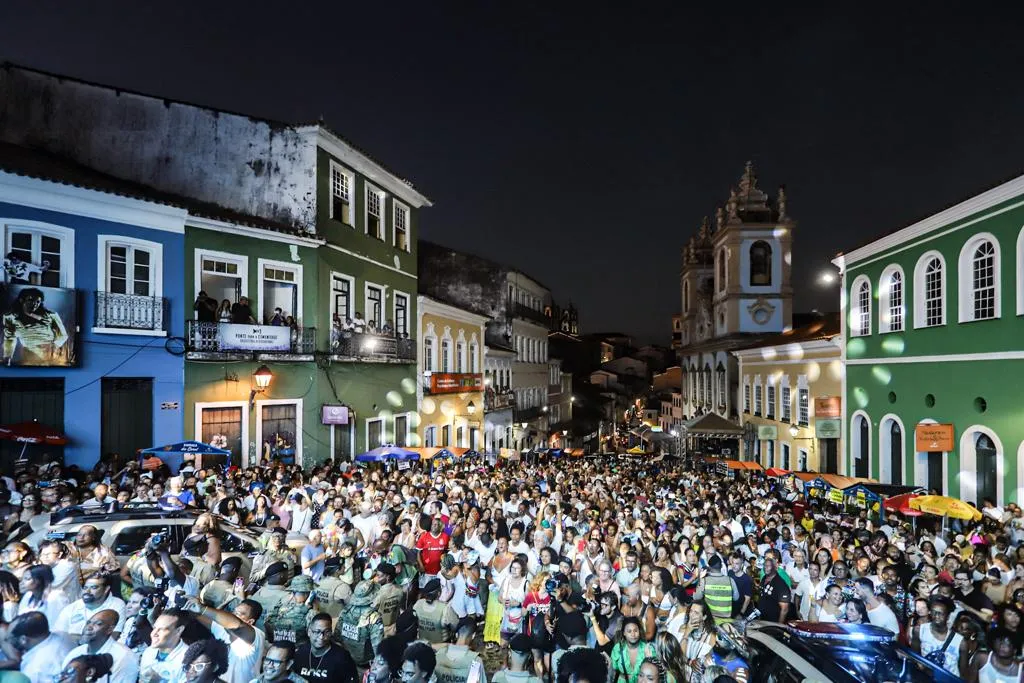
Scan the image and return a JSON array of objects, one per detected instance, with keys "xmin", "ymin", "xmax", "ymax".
[
  {"xmin": 413, "ymin": 578, "xmax": 459, "ymax": 645},
  {"xmin": 251, "ymin": 561, "xmax": 292, "ymax": 630},
  {"xmin": 373, "ymin": 563, "xmax": 405, "ymax": 636},
  {"xmin": 335, "ymin": 580, "xmax": 384, "ymax": 673},
  {"xmin": 251, "ymin": 529, "xmax": 296, "ymax": 582},
  {"xmin": 493, "ymin": 635, "xmax": 542, "ymax": 683},
  {"xmin": 434, "ymin": 617, "xmax": 487, "ymax": 683},
  {"xmin": 313, "ymin": 563, "xmax": 353, "ymax": 623},
  {"xmin": 265, "ymin": 575, "xmax": 316, "ymax": 646},
  {"xmin": 693, "ymin": 555, "xmax": 738, "ymax": 625}
]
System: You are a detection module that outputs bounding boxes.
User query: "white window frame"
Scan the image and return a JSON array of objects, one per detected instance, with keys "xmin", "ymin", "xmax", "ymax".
[
  {"xmin": 393, "ymin": 413, "xmax": 411, "ymax": 447},
  {"xmin": 331, "ymin": 271, "xmax": 355, "ymax": 322},
  {"xmin": 97, "ymin": 235, "xmax": 163, "ymax": 298},
  {"xmin": 194, "ymin": 400, "xmax": 250, "ymax": 467},
  {"xmin": 456, "ymin": 340, "xmax": 466, "ymax": 372},
  {"xmin": 850, "ymin": 274, "xmax": 872, "ymax": 337},
  {"xmin": 257, "ymin": 258, "xmax": 303, "ymax": 325},
  {"xmin": 958, "ymin": 233, "xmax": 1001, "ymax": 322},
  {"xmin": 255, "ymin": 398, "xmax": 303, "ymax": 467},
  {"xmin": 330, "ymin": 422, "xmax": 356, "ymax": 463},
  {"xmin": 328, "ymin": 160, "xmax": 354, "ymax": 226},
  {"xmin": 423, "ymin": 335, "xmax": 436, "ymax": 372},
  {"xmin": 781, "ymin": 442, "xmax": 791, "ymax": 470},
  {"xmin": 364, "ymin": 281, "xmax": 385, "ymax": 328},
  {"xmin": 441, "ymin": 328, "xmax": 453, "ymax": 373},
  {"xmin": 878, "ymin": 264, "xmax": 905, "ymax": 333},
  {"xmin": 913, "ymin": 250, "xmax": 946, "ymax": 328},
  {"xmin": 365, "ymin": 417, "xmax": 385, "ymax": 451},
  {"xmin": 781, "ymin": 376, "xmax": 792, "ymax": 422},
  {"xmin": 424, "ymin": 426, "xmax": 437, "ymax": 448},
  {"xmin": 754, "ymin": 375, "xmax": 762, "ymax": 416},
  {"xmin": 798, "ymin": 447, "xmax": 809, "ymax": 471},
  {"xmin": 743, "ymin": 376, "xmax": 751, "ymax": 413},
  {"xmin": 797, "ymin": 375, "xmax": 809, "ymax": 426},
  {"xmin": 195, "ymin": 249, "xmax": 248, "ymax": 301},
  {"xmin": 392, "ymin": 289, "xmax": 410, "ymax": 337},
  {"xmin": 2, "ymin": 220, "xmax": 76, "ymax": 287},
  {"xmin": 364, "ymin": 183, "xmax": 385, "ymax": 240},
  {"xmin": 766, "ymin": 380, "xmax": 776, "ymax": 420},
  {"xmin": 392, "ymin": 200, "xmax": 410, "ymax": 252},
  {"xmin": 1017, "ymin": 226, "xmax": 1024, "ymax": 316}
]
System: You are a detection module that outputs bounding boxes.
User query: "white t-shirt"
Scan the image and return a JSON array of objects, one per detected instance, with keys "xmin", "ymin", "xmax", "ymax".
[
  {"xmin": 867, "ymin": 601, "xmax": 900, "ymax": 635},
  {"xmin": 139, "ymin": 640, "xmax": 188, "ymax": 683},
  {"xmin": 63, "ymin": 636, "xmax": 140, "ymax": 683},
  {"xmin": 50, "ymin": 559, "xmax": 81, "ymax": 603},
  {"xmin": 18, "ymin": 589, "xmax": 70, "ymax": 626},
  {"xmin": 211, "ymin": 621, "xmax": 265, "ymax": 683},
  {"xmin": 20, "ymin": 633, "xmax": 72, "ymax": 683},
  {"xmin": 53, "ymin": 594, "xmax": 127, "ymax": 635}
]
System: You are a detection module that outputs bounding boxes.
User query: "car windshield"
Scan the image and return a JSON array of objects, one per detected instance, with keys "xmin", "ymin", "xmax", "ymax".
[{"xmin": 820, "ymin": 641, "xmax": 954, "ymax": 683}]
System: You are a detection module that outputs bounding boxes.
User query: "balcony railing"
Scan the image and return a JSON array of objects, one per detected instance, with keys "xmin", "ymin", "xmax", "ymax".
[
  {"xmin": 514, "ymin": 405, "xmax": 546, "ymax": 423},
  {"xmin": 187, "ymin": 320, "xmax": 316, "ymax": 354},
  {"xmin": 331, "ymin": 331, "xmax": 415, "ymax": 362},
  {"xmin": 512, "ymin": 303, "xmax": 550, "ymax": 326},
  {"xmin": 485, "ymin": 389, "xmax": 516, "ymax": 412},
  {"xmin": 95, "ymin": 292, "xmax": 167, "ymax": 331}
]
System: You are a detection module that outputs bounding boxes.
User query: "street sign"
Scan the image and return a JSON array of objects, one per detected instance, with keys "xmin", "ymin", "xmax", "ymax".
[
  {"xmin": 815, "ymin": 418, "xmax": 842, "ymax": 439},
  {"xmin": 814, "ymin": 396, "xmax": 842, "ymax": 418},
  {"xmin": 915, "ymin": 423, "xmax": 954, "ymax": 452}
]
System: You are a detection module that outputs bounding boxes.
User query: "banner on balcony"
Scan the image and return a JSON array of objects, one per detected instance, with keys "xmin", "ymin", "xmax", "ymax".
[
  {"xmin": 218, "ymin": 323, "xmax": 291, "ymax": 352},
  {"xmin": 0, "ymin": 283, "xmax": 78, "ymax": 367},
  {"xmin": 430, "ymin": 373, "xmax": 484, "ymax": 394}
]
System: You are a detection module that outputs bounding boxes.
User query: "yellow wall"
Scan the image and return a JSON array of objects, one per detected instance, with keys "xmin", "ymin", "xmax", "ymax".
[
  {"xmin": 418, "ymin": 308, "xmax": 485, "ymax": 448},
  {"xmin": 739, "ymin": 342, "xmax": 844, "ymax": 472}
]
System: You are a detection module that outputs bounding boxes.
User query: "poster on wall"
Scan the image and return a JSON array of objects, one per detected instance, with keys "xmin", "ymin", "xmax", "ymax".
[
  {"xmin": 218, "ymin": 323, "xmax": 291, "ymax": 352},
  {"xmin": 0, "ymin": 283, "xmax": 77, "ymax": 367}
]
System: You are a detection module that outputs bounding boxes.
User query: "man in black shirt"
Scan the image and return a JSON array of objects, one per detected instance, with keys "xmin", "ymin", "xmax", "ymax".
[
  {"xmin": 230, "ymin": 296, "xmax": 255, "ymax": 324},
  {"xmin": 193, "ymin": 290, "xmax": 217, "ymax": 322},
  {"xmin": 953, "ymin": 566, "xmax": 995, "ymax": 624},
  {"xmin": 728, "ymin": 553, "xmax": 753, "ymax": 616},
  {"xmin": 758, "ymin": 556, "xmax": 792, "ymax": 623},
  {"xmin": 295, "ymin": 612, "xmax": 358, "ymax": 683}
]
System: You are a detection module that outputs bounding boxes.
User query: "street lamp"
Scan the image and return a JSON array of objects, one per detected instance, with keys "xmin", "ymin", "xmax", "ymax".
[
  {"xmin": 789, "ymin": 424, "xmax": 800, "ymax": 438},
  {"xmin": 250, "ymin": 365, "xmax": 274, "ymax": 408},
  {"xmin": 467, "ymin": 400, "xmax": 476, "ymax": 415}
]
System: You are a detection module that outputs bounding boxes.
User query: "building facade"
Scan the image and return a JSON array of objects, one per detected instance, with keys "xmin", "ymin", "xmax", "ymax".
[
  {"xmin": 417, "ymin": 296, "xmax": 486, "ymax": 450},
  {"xmin": 0, "ymin": 150, "xmax": 187, "ymax": 469},
  {"xmin": 678, "ymin": 163, "xmax": 794, "ymax": 422},
  {"xmin": 836, "ymin": 173, "xmax": 1024, "ymax": 504},
  {"xmin": 483, "ymin": 343, "xmax": 515, "ymax": 453},
  {"xmin": 734, "ymin": 315, "xmax": 843, "ymax": 473}
]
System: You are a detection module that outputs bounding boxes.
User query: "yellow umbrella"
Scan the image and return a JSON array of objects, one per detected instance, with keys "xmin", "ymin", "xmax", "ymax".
[
  {"xmin": 626, "ymin": 446, "xmax": 646, "ymax": 454},
  {"xmin": 908, "ymin": 495, "xmax": 982, "ymax": 521}
]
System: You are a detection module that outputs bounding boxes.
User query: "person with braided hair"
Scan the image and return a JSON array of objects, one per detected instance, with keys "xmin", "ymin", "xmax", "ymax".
[
  {"xmin": 636, "ymin": 658, "xmax": 667, "ymax": 683},
  {"xmin": 56, "ymin": 653, "xmax": 113, "ymax": 683}
]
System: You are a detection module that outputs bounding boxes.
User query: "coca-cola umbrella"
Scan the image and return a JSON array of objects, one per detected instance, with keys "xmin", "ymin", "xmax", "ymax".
[{"xmin": 0, "ymin": 420, "xmax": 68, "ymax": 462}]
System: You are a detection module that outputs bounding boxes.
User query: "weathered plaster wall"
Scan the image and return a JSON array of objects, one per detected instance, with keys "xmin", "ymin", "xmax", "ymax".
[
  {"xmin": 418, "ymin": 241, "xmax": 510, "ymax": 345},
  {"xmin": 0, "ymin": 66, "xmax": 317, "ymax": 230}
]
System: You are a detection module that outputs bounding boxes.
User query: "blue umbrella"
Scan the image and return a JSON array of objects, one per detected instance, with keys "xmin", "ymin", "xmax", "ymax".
[
  {"xmin": 355, "ymin": 446, "xmax": 419, "ymax": 462},
  {"xmin": 140, "ymin": 440, "xmax": 232, "ymax": 473}
]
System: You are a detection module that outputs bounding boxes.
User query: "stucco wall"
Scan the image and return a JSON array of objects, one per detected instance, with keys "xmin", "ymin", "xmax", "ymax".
[{"xmin": 0, "ymin": 66, "xmax": 318, "ymax": 231}]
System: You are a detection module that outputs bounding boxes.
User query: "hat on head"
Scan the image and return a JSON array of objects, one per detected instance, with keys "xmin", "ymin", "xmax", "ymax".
[
  {"xmin": 199, "ymin": 581, "xmax": 233, "ymax": 609},
  {"xmin": 375, "ymin": 562, "xmax": 397, "ymax": 579},
  {"xmin": 422, "ymin": 577, "xmax": 442, "ymax": 595},
  {"xmin": 219, "ymin": 556, "xmax": 243, "ymax": 571},
  {"xmin": 271, "ymin": 526, "xmax": 287, "ymax": 536},
  {"xmin": 264, "ymin": 561, "xmax": 288, "ymax": 579},
  {"xmin": 350, "ymin": 580, "xmax": 379, "ymax": 606},
  {"xmin": 287, "ymin": 575, "xmax": 315, "ymax": 593},
  {"xmin": 508, "ymin": 634, "xmax": 533, "ymax": 654}
]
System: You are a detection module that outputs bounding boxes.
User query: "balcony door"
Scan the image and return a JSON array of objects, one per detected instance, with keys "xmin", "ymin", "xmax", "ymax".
[
  {"xmin": 198, "ymin": 251, "xmax": 246, "ymax": 314},
  {"xmin": 101, "ymin": 378, "xmax": 153, "ymax": 465}
]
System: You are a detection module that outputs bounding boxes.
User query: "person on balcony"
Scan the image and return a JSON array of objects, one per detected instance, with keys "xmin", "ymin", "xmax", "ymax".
[
  {"xmin": 216, "ymin": 300, "xmax": 232, "ymax": 323},
  {"xmin": 367, "ymin": 320, "xmax": 378, "ymax": 334},
  {"xmin": 270, "ymin": 308, "xmax": 286, "ymax": 326},
  {"xmin": 381, "ymin": 320, "xmax": 394, "ymax": 336},
  {"xmin": 230, "ymin": 297, "xmax": 255, "ymax": 324},
  {"xmin": 353, "ymin": 312, "xmax": 366, "ymax": 334},
  {"xmin": 193, "ymin": 291, "xmax": 217, "ymax": 323}
]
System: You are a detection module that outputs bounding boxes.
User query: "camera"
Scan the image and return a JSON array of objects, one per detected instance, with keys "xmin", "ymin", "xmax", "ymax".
[
  {"xmin": 545, "ymin": 577, "xmax": 560, "ymax": 593},
  {"xmin": 151, "ymin": 531, "xmax": 168, "ymax": 547}
]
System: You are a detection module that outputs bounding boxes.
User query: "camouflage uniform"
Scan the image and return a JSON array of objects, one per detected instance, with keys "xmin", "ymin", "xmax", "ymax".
[
  {"xmin": 251, "ymin": 583, "xmax": 291, "ymax": 630},
  {"xmin": 335, "ymin": 581, "xmax": 384, "ymax": 669},
  {"xmin": 265, "ymin": 575, "xmax": 315, "ymax": 646}
]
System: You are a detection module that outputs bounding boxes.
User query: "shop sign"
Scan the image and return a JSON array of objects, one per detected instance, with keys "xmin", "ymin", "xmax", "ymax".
[
  {"xmin": 815, "ymin": 419, "xmax": 842, "ymax": 439},
  {"xmin": 915, "ymin": 423, "xmax": 955, "ymax": 452},
  {"xmin": 757, "ymin": 425, "xmax": 778, "ymax": 440},
  {"xmin": 218, "ymin": 323, "xmax": 290, "ymax": 352},
  {"xmin": 828, "ymin": 488, "xmax": 844, "ymax": 503},
  {"xmin": 814, "ymin": 396, "xmax": 842, "ymax": 418},
  {"xmin": 321, "ymin": 405, "xmax": 350, "ymax": 425},
  {"xmin": 430, "ymin": 373, "xmax": 484, "ymax": 394}
]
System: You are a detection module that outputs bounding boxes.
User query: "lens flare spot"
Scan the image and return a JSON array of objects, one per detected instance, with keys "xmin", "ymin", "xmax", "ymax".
[
  {"xmin": 407, "ymin": 432, "xmax": 422, "ymax": 446},
  {"xmin": 847, "ymin": 338, "xmax": 866, "ymax": 358},
  {"xmin": 378, "ymin": 408, "xmax": 393, "ymax": 421},
  {"xmin": 806, "ymin": 362, "xmax": 821, "ymax": 382},
  {"xmin": 852, "ymin": 386, "xmax": 870, "ymax": 408},
  {"xmin": 440, "ymin": 400, "xmax": 456, "ymax": 418},
  {"xmin": 421, "ymin": 398, "xmax": 436, "ymax": 415},
  {"xmin": 786, "ymin": 344, "xmax": 805, "ymax": 360},
  {"xmin": 871, "ymin": 366, "xmax": 892, "ymax": 385},
  {"xmin": 881, "ymin": 336, "xmax": 905, "ymax": 355},
  {"xmin": 828, "ymin": 360, "xmax": 844, "ymax": 381},
  {"xmin": 401, "ymin": 377, "xmax": 417, "ymax": 394},
  {"xmin": 386, "ymin": 391, "xmax": 403, "ymax": 407},
  {"xmin": 761, "ymin": 347, "xmax": 778, "ymax": 361}
]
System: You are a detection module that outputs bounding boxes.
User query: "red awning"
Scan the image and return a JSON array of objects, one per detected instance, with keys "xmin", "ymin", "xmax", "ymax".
[{"xmin": 766, "ymin": 467, "xmax": 790, "ymax": 477}]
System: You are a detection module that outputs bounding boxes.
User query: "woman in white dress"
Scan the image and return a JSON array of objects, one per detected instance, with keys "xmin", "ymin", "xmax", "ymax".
[
  {"xmin": 17, "ymin": 564, "xmax": 69, "ymax": 626},
  {"xmin": 810, "ymin": 584, "xmax": 846, "ymax": 623}
]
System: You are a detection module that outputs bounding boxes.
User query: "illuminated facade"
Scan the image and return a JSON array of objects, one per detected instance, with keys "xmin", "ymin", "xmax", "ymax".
[
  {"xmin": 734, "ymin": 315, "xmax": 843, "ymax": 473},
  {"xmin": 836, "ymin": 172, "xmax": 1024, "ymax": 503}
]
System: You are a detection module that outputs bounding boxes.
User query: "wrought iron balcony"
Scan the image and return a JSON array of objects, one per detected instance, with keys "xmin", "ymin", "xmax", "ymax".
[
  {"xmin": 187, "ymin": 320, "xmax": 316, "ymax": 355},
  {"xmin": 94, "ymin": 292, "xmax": 167, "ymax": 331},
  {"xmin": 485, "ymin": 389, "xmax": 516, "ymax": 412},
  {"xmin": 330, "ymin": 331, "xmax": 416, "ymax": 363},
  {"xmin": 514, "ymin": 405, "xmax": 546, "ymax": 423},
  {"xmin": 512, "ymin": 303, "xmax": 550, "ymax": 326}
]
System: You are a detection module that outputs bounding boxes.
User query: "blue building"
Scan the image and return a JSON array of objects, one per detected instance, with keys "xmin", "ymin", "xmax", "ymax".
[{"xmin": 0, "ymin": 145, "xmax": 188, "ymax": 470}]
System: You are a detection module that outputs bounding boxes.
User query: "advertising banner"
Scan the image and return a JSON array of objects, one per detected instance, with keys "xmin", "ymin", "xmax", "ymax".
[
  {"xmin": 0, "ymin": 283, "xmax": 77, "ymax": 367},
  {"xmin": 430, "ymin": 373, "xmax": 484, "ymax": 394},
  {"xmin": 815, "ymin": 418, "xmax": 842, "ymax": 439},
  {"xmin": 218, "ymin": 323, "xmax": 291, "ymax": 352},
  {"xmin": 814, "ymin": 396, "xmax": 842, "ymax": 418},
  {"xmin": 915, "ymin": 423, "xmax": 955, "ymax": 452}
]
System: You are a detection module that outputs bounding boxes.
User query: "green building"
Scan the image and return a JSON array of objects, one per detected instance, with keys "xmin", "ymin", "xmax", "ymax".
[{"xmin": 836, "ymin": 172, "xmax": 1024, "ymax": 504}]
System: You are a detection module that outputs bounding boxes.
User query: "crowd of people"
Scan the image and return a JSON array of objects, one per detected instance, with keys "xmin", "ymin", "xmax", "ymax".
[{"xmin": 0, "ymin": 454, "xmax": 1020, "ymax": 682}]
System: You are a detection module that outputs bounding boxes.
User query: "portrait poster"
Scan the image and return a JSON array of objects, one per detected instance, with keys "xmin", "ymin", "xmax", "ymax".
[{"xmin": 0, "ymin": 283, "xmax": 78, "ymax": 367}]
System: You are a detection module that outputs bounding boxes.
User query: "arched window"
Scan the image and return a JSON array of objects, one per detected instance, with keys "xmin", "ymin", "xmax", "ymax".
[
  {"xmin": 976, "ymin": 433, "xmax": 997, "ymax": 505},
  {"xmin": 683, "ymin": 281, "xmax": 690, "ymax": 313},
  {"xmin": 717, "ymin": 250, "xmax": 727, "ymax": 291},
  {"xmin": 850, "ymin": 275, "xmax": 872, "ymax": 337},
  {"xmin": 853, "ymin": 414, "xmax": 870, "ymax": 478},
  {"xmin": 749, "ymin": 241, "xmax": 772, "ymax": 286},
  {"xmin": 958, "ymin": 234, "xmax": 1001, "ymax": 322},
  {"xmin": 879, "ymin": 266, "xmax": 904, "ymax": 333},
  {"xmin": 913, "ymin": 252, "xmax": 945, "ymax": 327},
  {"xmin": 703, "ymin": 365, "xmax": 712, "ymax": 405}
]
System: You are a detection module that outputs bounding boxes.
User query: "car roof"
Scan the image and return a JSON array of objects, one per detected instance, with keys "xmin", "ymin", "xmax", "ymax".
[{"xmin": 49, "ymin": 502, "xmax": 201, "ymax": 525}]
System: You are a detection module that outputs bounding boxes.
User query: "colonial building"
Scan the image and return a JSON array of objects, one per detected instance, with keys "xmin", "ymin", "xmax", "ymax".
[
  {"xmin": 483, "ymin": 342, "xmax": 515, "ymax": 453},
  {"xmin": 835, "ymin": 172, "xmax": 1024, "ymax": 504},
  {"xmin": 0, "ymin": 64, "xmax": 430, "ymax": 466},
  {"xmin": 734, "ymin": 314, "xmax": 843, "ymax": 473},
  {"xmin": 0, "ymin": 145, "xmax": 187, "ymax": 469},
  {"xmin": 417, "ymin": 296, "xmax": 486, "ymax": 450},
  {"xmin": 678, "ymin": 162, "xmax": 794, "ymax": 423}
]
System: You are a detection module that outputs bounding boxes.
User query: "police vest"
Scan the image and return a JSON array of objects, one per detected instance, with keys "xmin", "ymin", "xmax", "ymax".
[
  {"xmin": 414, "ymin": 599, "xmax": 451, "ymax": 644},
  {"xmin": 336, "ymin": 606, "xmax": 383, "ymax": 666},
  {"xmin": 433, "ymin": 646, "xmax": 482, "ymax": 683},
  {"xmin": 375, "ymin": 584, "xmax": 404, "ymax": 626},
  {"xmin": 252, "ymin": 585, "xmax": 290, "ymax": 630},
  {"xmin": 314, "ymin": 577, "xmax": 352, "ymax": 619},
  {"xmin": 267, "ymin": 601, "xmax": 311, "ymax": 645},
  {"xmin": 703, "ymin": 573, "xmax": 734, "ymax": 623}
]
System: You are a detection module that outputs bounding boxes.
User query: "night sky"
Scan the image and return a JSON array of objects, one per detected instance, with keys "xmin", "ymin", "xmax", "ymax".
[{"xmin": 3, "ymin": 3, "xmax": 1024, "ymax": 344}]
